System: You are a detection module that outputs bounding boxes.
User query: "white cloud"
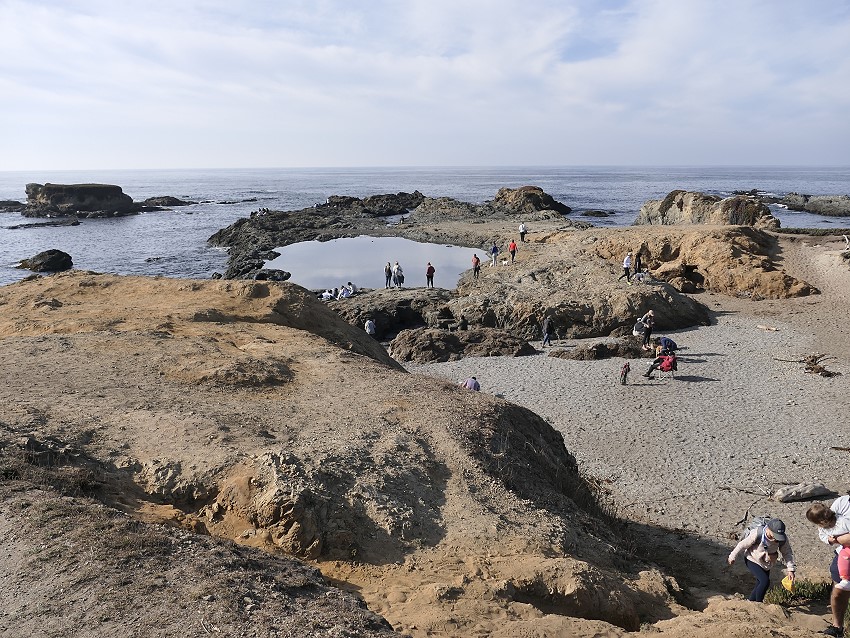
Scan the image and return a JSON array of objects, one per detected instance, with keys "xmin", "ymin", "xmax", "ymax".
[{"xmin": 0, "ymin": 0, "xmax": 848, "ymax": 168}]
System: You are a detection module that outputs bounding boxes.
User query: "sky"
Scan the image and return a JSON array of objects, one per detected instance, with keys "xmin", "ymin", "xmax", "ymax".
[{"xmin": 1, "ymin": 0, "xmax": 849, "ymax": 170}]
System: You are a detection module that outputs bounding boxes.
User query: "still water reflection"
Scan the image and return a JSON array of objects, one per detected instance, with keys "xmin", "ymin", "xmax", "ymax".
[{"xmin": 265, "ymin": 236, "xmax": 483, "ymax": 290}]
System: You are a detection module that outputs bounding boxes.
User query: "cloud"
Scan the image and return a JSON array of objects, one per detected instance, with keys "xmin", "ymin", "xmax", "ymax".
[{"xmin": 0, "ymin": 0, "xmax": 848, "ymax": 168}]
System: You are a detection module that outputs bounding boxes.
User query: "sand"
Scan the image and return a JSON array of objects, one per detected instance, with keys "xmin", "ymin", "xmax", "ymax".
[{"xmin": 405, "ymin": 233, "xmax": 850, "ymax": 580}]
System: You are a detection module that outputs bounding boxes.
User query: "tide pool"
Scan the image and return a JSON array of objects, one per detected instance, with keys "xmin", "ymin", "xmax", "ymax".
[{"xmin": 264, "ymin": 235, "xmax": 483, "ymax": 290}]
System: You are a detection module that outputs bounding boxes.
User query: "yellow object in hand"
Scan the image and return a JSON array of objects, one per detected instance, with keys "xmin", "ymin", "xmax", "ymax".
[{"xmin": 781, "ymin": 575, "xmax": 794, "ymax": 592}]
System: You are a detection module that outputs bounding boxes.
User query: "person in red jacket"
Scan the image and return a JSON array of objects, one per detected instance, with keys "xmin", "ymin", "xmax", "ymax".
[
  {"xmin": 508, "ymin": 240, "xmax": 518, "ymax": 263},
  {"xmin": 426, "ymin": 262, "xmax": 436, "ymax": 288},
  {"xmin": 643, "ymin": 353, "xmax": 676, "ymax": 378}
]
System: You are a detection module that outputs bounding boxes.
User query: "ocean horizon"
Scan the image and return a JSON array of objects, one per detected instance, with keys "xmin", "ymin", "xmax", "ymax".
[{"xmin": 2, "ymin": 165, "xmax": 848, "ymax": 287}]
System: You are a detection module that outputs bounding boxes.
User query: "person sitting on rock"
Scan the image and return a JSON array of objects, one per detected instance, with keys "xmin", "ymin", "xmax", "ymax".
[
  {"xmin": 320, "ymin": 289, "xmax": 334, "ymax": 301},
  {"xmin": 364, "ymin": 318, "xmax": 376, "ymax": 337},
  {"xmin": 347, "ymin": 281, "xmax": 358, "ymax": 294}
]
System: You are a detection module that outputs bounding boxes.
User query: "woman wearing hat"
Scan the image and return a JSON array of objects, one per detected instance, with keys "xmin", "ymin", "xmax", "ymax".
[{"xmin": 728, "ymin": 518, "xmax": 796, "ymax": 602}]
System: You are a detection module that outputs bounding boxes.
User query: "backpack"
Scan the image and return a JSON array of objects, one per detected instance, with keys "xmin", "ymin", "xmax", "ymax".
[
  {"xmin": 632, "ymin": 321, "xmax": 645, "ymax": 336},
  {"xmin": 741, "ymin": 516, "xmax": 784, "ymax": 547}
]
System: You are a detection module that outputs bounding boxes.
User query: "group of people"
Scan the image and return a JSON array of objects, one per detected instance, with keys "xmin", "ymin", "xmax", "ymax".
[
  {"xmin": 727, "ymin": 495, "xmax": 850, "ymax": 637},
  {"xmin": 320, "ymin": 282, "xmax": 359, "ymax": 301},
  {"xmin": 383, "ymin": 261, "xmax": 437, "ymax": 288},
  {"xmin": 384, "ymin": 262, "xmax": 405, "ymax": 288},
  {"xmin": 477, "ymin": 224, "xmax": 528, "ymax": 272},
  {"xmin": 632, "ymin": 309, "xmax": 655, "ymax": 350},
  {"xmin": 618, "ymin": 250, "xmax": 649, "ymax": 284},
  {"xmin": 642, "ymin": 335, "xmax": 677, "ymax": 377}
]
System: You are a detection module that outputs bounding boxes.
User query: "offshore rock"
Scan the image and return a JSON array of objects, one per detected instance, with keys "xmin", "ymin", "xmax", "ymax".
[
  {"xmin": 25, "ymin": 183, "xmax": 135, "ymax": 218},
  {"xmin": 634, "ymin": 191, "xmax": 779, "ymax": 229},
  {"xmin": 780, "ymin": 193, "xmax": 850, "ymax": 217},
  {"xmin": 0, "ymin": 200, "xmax": 26, "ymax": 212},
  {"xmin": 17, "ymin": 249, "xmax": 73, "ymax": 273},
  {"xmin": 142, "ymin": 196, "xmax": 197, "ymax": 207},
  {"xmin": 493, "ymin": 185, "xmax": 572, "ymax": 215}
]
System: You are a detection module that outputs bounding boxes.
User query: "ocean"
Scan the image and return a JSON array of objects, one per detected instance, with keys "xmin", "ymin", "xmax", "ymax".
[{"xmin": 1, "ymin": 166, "xmax": 848, "ymax": 287}]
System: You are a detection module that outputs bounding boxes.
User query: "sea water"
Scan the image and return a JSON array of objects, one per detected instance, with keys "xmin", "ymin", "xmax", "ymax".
[{"xmin": 0, "ymin": 166, "xmax": 848, "ymax": 287}]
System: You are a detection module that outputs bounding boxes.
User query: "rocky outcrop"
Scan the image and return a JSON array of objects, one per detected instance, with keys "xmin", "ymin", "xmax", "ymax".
[
  {"xmin": 388, "ymin": 327, "xmax": 537, "ymax": 363},
  {"xmin": 634, "ymin": 191, "xmax": 779, "ymax": 229},
  {"xmin": 209, "ymin": 192, "xmax": 428, "ymax": 279},
  {"xmin": 25, "ymin": 183, "xmax": 135, "ymax": 218},
  {"xmin": 325, "ymin": 191, "xmax": 425, "ymax": 216},
  {"xmin": 0, "ymin": 200, "xmax": 26, "ymax": 212},
  {"xmin": 142, "ymin": 196, "xmax": 197, "ymax": 207},
  {"xmin": 252, "ymin": 268, "xmax": 291, "ymax": 282},
  {"xmin": 17, "ymin": 249, "xmax": 73, "ymax": 272},
  {"xmin": 548, "ymin": 340, "xmax": 649, "ymax": 360},
  {"xmin": 591, "ymin": 226, "xmax": 817, "ymax": 300},
  {"xmin": 780, "ymin": 193, "xmax": 850, "ymax": 217},
  {"xmin": 493, "ymin": 185, "xmax": 572, "ymax": 215},
  {"xmin": 210, "ymin": 188, "xmax": 577, "ymax": 280},
  {"xmin": 330, "ymin": 288, "xmax": 454, "ymax": 339}
]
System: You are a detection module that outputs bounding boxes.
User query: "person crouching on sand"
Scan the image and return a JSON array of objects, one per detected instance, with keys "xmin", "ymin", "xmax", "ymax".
[{"xmin": 728, "ymin": 518, "xmax": 796, "ymax": 602}]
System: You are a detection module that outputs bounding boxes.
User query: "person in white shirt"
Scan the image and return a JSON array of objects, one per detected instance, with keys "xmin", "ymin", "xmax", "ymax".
[
  {"xmin": 807, "ymin": 496, "xmax": 850, "ymax": 637},
  {"xmin": 392, "ymin": 262, "xmax": 404, "ymax": 288},
  {"xmin": 519, "ymin": 223, "xmax": 527, "ymax": 242},
  {"xmin": 617, "ymin": 252, "xmax": 632, "ymax": 282},
  {"xmin": 364, "ymin": 318, "xmax": 376, "ymax": 337}
]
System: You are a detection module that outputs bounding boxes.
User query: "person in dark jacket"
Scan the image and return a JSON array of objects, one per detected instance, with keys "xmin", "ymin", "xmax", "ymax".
[{"xmin": 542, "ymin": 316, "xmax": 554, "ymax": 348}]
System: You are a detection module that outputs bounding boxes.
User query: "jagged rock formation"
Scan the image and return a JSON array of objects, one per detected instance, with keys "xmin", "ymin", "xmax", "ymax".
[
  {"xmin": 634, "ymin": 191, "xmax": 779, "ymax": 229},
  {"xmin": 25, "ymin": 183, "xmax": 135, "ymax": 218}
]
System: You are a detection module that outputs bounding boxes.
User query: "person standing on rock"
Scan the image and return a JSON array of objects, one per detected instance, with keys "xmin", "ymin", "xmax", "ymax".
[
  {"xmin": 392, "ymin": 261, "xmax": 404, "ymax": 288},
  {"xmin": 633, "ymin": 251, "xmax": 643, "ymax": 278},
  {"xmin": 426, "ymin": 262, "xmax": 435, "ymax": 288},
  {"xmin": 618, "ymin": 252, "xmax": 632, "ymax": 283},
  {"xmin": 472, "ymin": 254, "xmax": 481, "ymax": 280},
  {"xmin": 806, "ymin": 498, "xmax": 850, "ymax": 637},
  {"xmin": 384, "ymin": 262, "xmax": 392, "ymax": 289},
  {"xmin": 489, "ymin": 242, "xmax": 500, "ymax": 267},
  {"xmin": 541, "ymin": 315, "xmax": 554, "ymax": 348},
  {"xmin": 728, "ymin": 518, "xmax": 796, "ymax": 602},
  {"xmin": 640, "ymin": 310, "xmax": 655, "ymax": 350},
  {"xmin": 508, "ymin": 239, "xmax": 518, "ymax": 263},
  {"xmin": 519, "ymin": 222, "xmax": 527, "ymax": 242}
]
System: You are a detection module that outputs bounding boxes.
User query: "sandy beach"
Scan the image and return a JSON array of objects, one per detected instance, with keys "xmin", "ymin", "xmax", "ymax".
[{"xmin": 406, "ymin": 233, "xmax": 850, "ymax": 580}]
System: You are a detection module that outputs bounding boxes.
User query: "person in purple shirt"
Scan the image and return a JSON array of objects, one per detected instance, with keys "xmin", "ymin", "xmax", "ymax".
[{"xmin": 461, "ymin": 376, "xmax": 480, "ymax": 391}]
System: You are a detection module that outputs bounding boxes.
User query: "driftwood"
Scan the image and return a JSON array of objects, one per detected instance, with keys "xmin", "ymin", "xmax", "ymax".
[{"xmin": 774, "ymin": 353, "xmax": 842, "ymax": 377}]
